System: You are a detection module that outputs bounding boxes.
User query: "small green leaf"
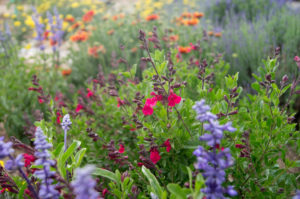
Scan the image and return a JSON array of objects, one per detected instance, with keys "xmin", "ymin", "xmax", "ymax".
[
  {"xmin": 167, "ymin": 184, "xmax": 187, "ymax": 199},
  {"xmin": 142, "ymin": 166, "xmax": 163, "ymax": 197},
  {"xmin": 93, "ymin": 168, "xmax": 118, "ymax": 183}
]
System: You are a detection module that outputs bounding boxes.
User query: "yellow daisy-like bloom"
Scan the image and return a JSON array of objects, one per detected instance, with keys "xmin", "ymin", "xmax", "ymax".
[
  {"xmin": 14, "ymin": 21, "xmax": 21, "ymax": 27},
  {"xmin": 3, "ymin": 13, "xmax": 10, "ymax": 18},
  {"xmin": 25, "ymin": 44, "xmax": 31, "ymax": 49},
  {"xmin": 17, "ymin": 5, "xmax": 24, "ymax": 11},
  {"xmin": 25, "ymin": 17, "xmax": 35, "ymax": 28},
  {"xmin": 11, "ymin": 14, "xmax": 16, "ymax": 19},
  {"xmin": 21, "ymin": 12, "xmax": 27, "ymax": 17},
  {"xmin": 0, "ymin": 160, "xmax": 4, "ymax": 167},
  {"xmin": 153, "ymin": 2, "xmax": 163, "ymax": 9},
  {"xmin": 22, "ymin": 27, "xmax": 27, "ymax": 32},
  {"xmin": 71, "ymin": 2, "xmax": 79, "ymax": 8},
  {"xmin": 62, "ymin": 21, "xmax": 69, "ymax": 30}
]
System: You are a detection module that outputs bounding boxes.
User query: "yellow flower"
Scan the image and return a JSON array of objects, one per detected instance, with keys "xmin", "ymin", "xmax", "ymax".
[
  {"xmin": 11, "ymin": 14, "xmax": 16, "ymax": 19},
  {"xmin": 232, "ymin": 53, "xmax": 238, "ymax": 58},
  {"xmin": 0, "ymin": 160, "xmax": 4, "ymax": 167},
  {"xmin": 14, "ymin": 21, "xmax": 21, "ymax": 27},
  {"xmin": 153, "ymin": 2, "xmax": 163, "ymax": 9},
  {"xmin": 3, "ymin": 13, "xmax": 10, "ymax": 18},
  {"xmin": 25, "ymin": 44, "xmax": 31, "ymax": 49},
  {"xmin": 62, "ymin": 21, "xmax": 68, "ymax": 30},
  {"xmin": 21, "ymin": 12, "xmax": 27, "ymax": 17},
  {"xmin": 71, "ymin": 2, "xmax": 79, "ymax": 8},
  {"xmin": 22, "ymin": 27, "xmax": 27, "ymax": 32},
  {"xmin": 17, "ymin": 5, "xmax": 24, "ymax": 11},
  {"xmin": 25, "ymin": 17, "xmax": 35, "ymax": 28}
]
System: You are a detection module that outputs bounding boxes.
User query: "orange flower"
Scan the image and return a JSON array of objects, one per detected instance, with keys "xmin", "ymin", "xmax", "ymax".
[
  {"xmin": 131, "ymin": 47, "xmax": 137, "ymax": 53},
  {"xmin": 49, "ymin": 39, "xmax": 57, "ymax": 46},
  {"xmin": 71, "ymin": 22, "xmax": 80, "ymax": 30},
  {"xmin": 88, "ymin": 46, "xmax": 99, "ymax": 58},
  {"xmin": 146, "ymin": 14, "xmax": 159, "ymax": 21},
  {"xmin": 82, "ymin": 10, "xmax": 95, "ymax": 22},
  {"xmin": 65, "ymin": 16, "xmax": 75, "ymax": 23},
  {"xmin": 181, "ymin": 12, "xmax": 192, "ymax": 18},
  {"xmin": 214, "ymin": 32, "xmax": 222, "ymax": 37},
  {"xmin": 208, "ymin": 31, "xmax": 214, "ymax": 36},
  {"xmin": 112, "ymin": 15, "xmax": 118, "ymax": 21},
  {"xmin": 187, "ymin": 18, "xmax": 199, "ymax": 26},
  {"xmin": 70, "ymin": 31, "xmax": 89, "ymax": 42},
  {"xmin": 43, "ymin": 31, "xmax": 50, "ymax": 40},
  {"xmin": 169, "ymin": 35, "xmax": 179, "ymax": 42},
  {"xmin": 193, "ymin": 12, "xmax": 204, "ymax": 18},
  {"xmin": 107, "ymin": 29, "xmax": 115, "ymax": 35},
  {"xmin": 178, "ymin": 46, "xmax": 191, "ymax": 54},
  {"xmin": 61, "ymin": 68, "xmax": 72, "ymax": 76}
]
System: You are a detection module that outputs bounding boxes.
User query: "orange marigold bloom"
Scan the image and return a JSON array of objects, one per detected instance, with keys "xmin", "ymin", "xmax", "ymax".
[
  {"xmin": 82, "ymin": 10, "xmax": 95, "ymax": 22},
  {"xmin": 169, "ymin": 35, "xmax": 179, "ymax": 42},
  {"xmin": 88, "ymin": 45, "xmax": 106, "ymax": 58},
  {"xmin": 146, "ymin": 14, "xmax": 159, "ymax": 21},
  {"xmin": 112, "ymin": 15, "xmax": 118, "ymax": 21},
  {"xmin": 70, "ymin": 31, "xmax": 89, "ymax": 42},
  {"xmin": 71, "ymin": 22, "xmax": 80, "ymax": 30},
  {"xmin": 181, "ymin": 12, "xmax": 192, "ymax": 18},
  {"xmin": 61, "ymin": 68, "xmax": 72, "ymax": 76},
  {"xmin": 65, "ymin": 16, "xmax": 75, "ymax": 23},
  {"xmin": 214, "ymin": 32, "xmax": 222, "ymax": 37},
  {"xmin": 208, "ymin": 31, "xmax": 214, "ymax": 36},
  {"xmin": 178, "ymin": 46, "xmax": 191, "ymax": 54},
  {"xmin": 49, "ymin": 39, "xmax": 57, "ymax": 46},
  {"xmin": 193, "ymin": 12, "xmax": 204, "ymax": 18},
  {"xmin": 187, "ymin": 18, "xmax": 199, "ymax": 26},
  {"xmin": 107, "ymin": 29, "xmax": 115, "ymax": 35}
]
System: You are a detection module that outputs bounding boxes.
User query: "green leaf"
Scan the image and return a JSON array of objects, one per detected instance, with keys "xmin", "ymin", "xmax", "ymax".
[
  {"xmin": 167, "ymin": 184, "xmax": 187, "ymax": 199},
  {"xmin": 18, "ymin": 182, "xmax": 27, "ymax": 199},
  {"xmin": 142, "ymin": 166, "xmax": 163, "ymax": 197},
  {"xmin": 74, "ymin": 148, "xmax": 86, "ymax": 167},
  {"xmin": 93, "ymin": 168, "xmax": 118, "ymax": 183}
]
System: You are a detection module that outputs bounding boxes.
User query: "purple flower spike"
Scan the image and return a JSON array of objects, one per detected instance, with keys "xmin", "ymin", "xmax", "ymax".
[
  {"xmin": 71, "ymin": 165, "xmax": 99, "ymax": 199},
  {"xmin": 61, "ymin": 114, "xmax": 72, "ymax": 151},
  {"xmin": 34, "ymin": 127, "xmax": 60, "ymax": 199},
  {"xmin": 193, "ymin": 99, "xmax": 237, "ymax": 198},
  {"xmin": 5, "ymin": 154, "xmax": 24, "ymax": 170},
  {"xmin": 0, "ymin": 137, "xmax": 14, "ymax": 158},
  {"xmin": 293, "ymin": 190, "xmax": 300, "ymax": 199}
]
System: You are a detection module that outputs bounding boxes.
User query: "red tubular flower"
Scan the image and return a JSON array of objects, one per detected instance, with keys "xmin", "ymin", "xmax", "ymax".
[
  {"xmin": 168, "ymin": 90, "xmax": 181, "ymax": 107},
  {"xmin": 86, "ymin": 88, "xmax": 94, "ymax": 98},
  {"xmin": 102, "ymin": 188, "xmax": 108, "ymax": 197},
  {"xmin": 56, "ymin": 111, "xmax": 62, "ymax": 124},
  {"xmin": 142, "ymin": 104, "xmax": 154, "ymax": 116},
  {"xmin": 150, "ymin": 148, "xmax": 161, "ymax": 164},
  {"xmin": 150, "ymin": 92, "xmax": 163, "ymax": 101},
  {"xmin": 235, "ymin": 144, "xmax": 245, "ymax": 149},
  {"xmin": 163, "ymin": 139, "xmax": 171, "ymax": 152},
  {"xmin": 38, "ymin": 96, "xmax": 44, "ymax": 104},
  {"xmin": 117, "ymin": 98, "xmax": 125, "ymax": 107},
  {"xmin": 145, "ymin": 97, "xmax": 157, "ymax": 107},
  {"xmin": 118, "ymin": 144, "xmax": 125, "ymax": 153},
  {"xmin": 23, "ymin": 154, "xmax": 36, "ymax": 167},
  {"xmin": 75, "ymin": 104, "xmax": 84, "ymax": 112}
]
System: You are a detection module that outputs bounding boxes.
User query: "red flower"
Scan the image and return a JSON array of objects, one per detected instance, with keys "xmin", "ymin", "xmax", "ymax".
[
  {"xmin": 102, "ymin": 188, "xmax": 108, "ymax": 197},
  {"xmin": 137, "ymin": 162, "xmax": 144, "ymax": 167},
  {"xmin": 56, "ymin": 111, "xmax": 62, "ymax": 124},
  {"xmin": 145, "ymin": 97, "xmax": 157, "ymax": 107},
  {"xmin": 117, "ymin": 98, "xmax": 125, "ymax": 107},
  {"xmin": 118, "ymin": 144, "xmax": 125, "ymax": 153},
  {"xmin": 215, "ymin": 144, "xmax": 224, "ymax": 151},
  {"xmin": 86, "ymin": 88, "xmax": 94, "ymax": 98},
  {"xmin": 142, "ymin": 104, "xmax": 154, "ymax": 116},
  {"xmin": 75, "ymin": 104, "xmax": 84, "ymax": 112},
  {"xmin": 150, "ymin": 92, "xmax": 163, "ymax": 101},
  {"xmin": 82, "ymin": 10, "xmax": 95, "ymax": 22},
  {"xmin": 189, "ymin": 43, "xmax": 197, "ymax": 50},
  {"xmin": 150, "ymin": 148, "xmax": 161, "ymax": 164},
  {"xmin": 23, "ymin": 154, "xmax": 36, "ymax": 167},
  {"xmin": 38, "ymin": 97, "xmax": 44, "ymax": 104},
  {"xmin": 163, "ymin": 139, "xmax": 171, "ymax": 152},
  {"xmin": 168, "ymin": 90, "xmax": 181, "ymax": 107}
]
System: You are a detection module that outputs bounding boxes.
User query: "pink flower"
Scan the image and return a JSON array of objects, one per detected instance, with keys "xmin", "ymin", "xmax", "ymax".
[
  {"xmin": 145, "ymin": 97, "xmax": 157, "ymax": 107},
  {"xmin": 163, "ymin": 139, "xmax": 171, "ymax": 152},
  {"xmin": 38, "ymin": 97, "xmax": 44, "ymax": 104},
  {"xmin": 117, "ymin": 98, "xmax": 125, "ymax": 107},
  {"xmin": 118, "ymin": 144, "xmax": 125, "ymax": 153},
  {"xmin": 76, "ymin": 104, "xmax": 84, "ymax": 112},
  {"xmin": 102, "ymin": 188, "xmax": 108, "ymax": 197},
  {"xmin": 86, "ymin": 88, "xmax": 94, "ymax": 98},
  {"xmin": 168, "ymin": 90, "xmax": 181, "ymax": 107},
  {"xmin": 150, "ymin": 148, "xmax": 161, "ymax": 164},
  {"xmin": 142, "ymin": 104, "xmax": 154, "ymax": 115},
  {"xmin": 150, "ymin": 92, "xmax": 163, "ymax": 101},
  {"xmin": 294, "ymin": 56, "xmax": 300, "ymax": 62},
  {"xmin": 189, "ymin": 43, "xmax": 197, "ymax": 50}
]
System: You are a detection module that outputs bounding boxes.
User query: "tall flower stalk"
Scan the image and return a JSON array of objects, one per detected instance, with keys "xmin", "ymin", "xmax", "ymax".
[
  {"xmin": 34, "ymin": 127, "xmax": 60, "ymax": 199},
  {"xmin": 61, "ymin": 114, "xmax": 72, "ymax": 152},
  {"xmin": 192, "ymin": 99, "xmax": 237, "ymax": 198}
]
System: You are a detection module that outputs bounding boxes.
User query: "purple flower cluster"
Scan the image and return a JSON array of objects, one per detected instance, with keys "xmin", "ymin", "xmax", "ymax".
[
  {"xmin": 192, "ymin": 99, "xmax": 237, "ymax": 198},
  {"xmin": 34, "ymin": 127, "xmax": 60, "ymax": 199},
  {"xmin": 47, "ymin": 7, "xmax": 64, "ymax": 52},
  {"xmin": 61, "ymin": 114, "xmax": 72, "ymax": 151},
  {"xmin": 32, "ymin": 9, "xmax": 45, "ymax": 51},
  {"xmin": 0, "ymin": 137, "xmax": 14, "ymax": 158},
  {"xmin": 294, "ymin": 190, "xmax": 300, "ymax": 199},
  {"xmin": 71, "ymin": 165, "xmax": 99, "ymax": 199}
]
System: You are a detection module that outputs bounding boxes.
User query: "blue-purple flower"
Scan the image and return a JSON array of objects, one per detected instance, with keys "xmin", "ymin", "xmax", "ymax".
[
  {"xmin": 61, "ymin": 114, "xmax": 72, "ymax": 151},
  {"xmin": 193, "ymin": 99, "xmax": 237, "ymax": 198},
  {"xmin": 34, "ymin": 127, "xmax": 59, "ymax": 199},
  {"xmin": 293, "ymin": 190, "xmax": 300, "ymax": 199},
  {"xmin": 32, "ymin": 10, "xmax": 45, "ymax": 51},
  {"xmin": 0, "ymin": 137, "xmax": 14, "ymax": 159},
  {"xmin": 5, "ymin": 154, "xmax": 24, "ymax": 170},
  {"xmin": 71, "ymin": 165, "xmax": 99, "ymax": 199}
]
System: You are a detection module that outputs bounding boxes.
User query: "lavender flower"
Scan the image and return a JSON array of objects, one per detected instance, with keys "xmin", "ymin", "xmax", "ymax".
[
  {"xmin": 32, "ymin": 9, "xmax": 45, "ymax": 51},
  {"xmin": 71, "ymin": 165, "xmax": 99, "ymax": 199},
  {"xmin": 47, "ymin": 7, "xmax": 64, "ymax": 52},
  {"xmin": 193, "ymin": 99, "xmax": 237, "ymax": 198},
  {"xmin": 34, "ymin": 127, "xmax": 59, "ymax": 199},
  {"xmin": 5, "ymin": 154, "xmax": 24, "ymax": 170},
  {"xmin": 61, "ymin": 114, "xmax": 72, "ymax": 151},
  {"xmin": 0, "ymin": 137, "xmax": 14, "ymax": 158},
  {"xmin": 293, "ymin": 190, "xmax": 300, "ymax": 199}
]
